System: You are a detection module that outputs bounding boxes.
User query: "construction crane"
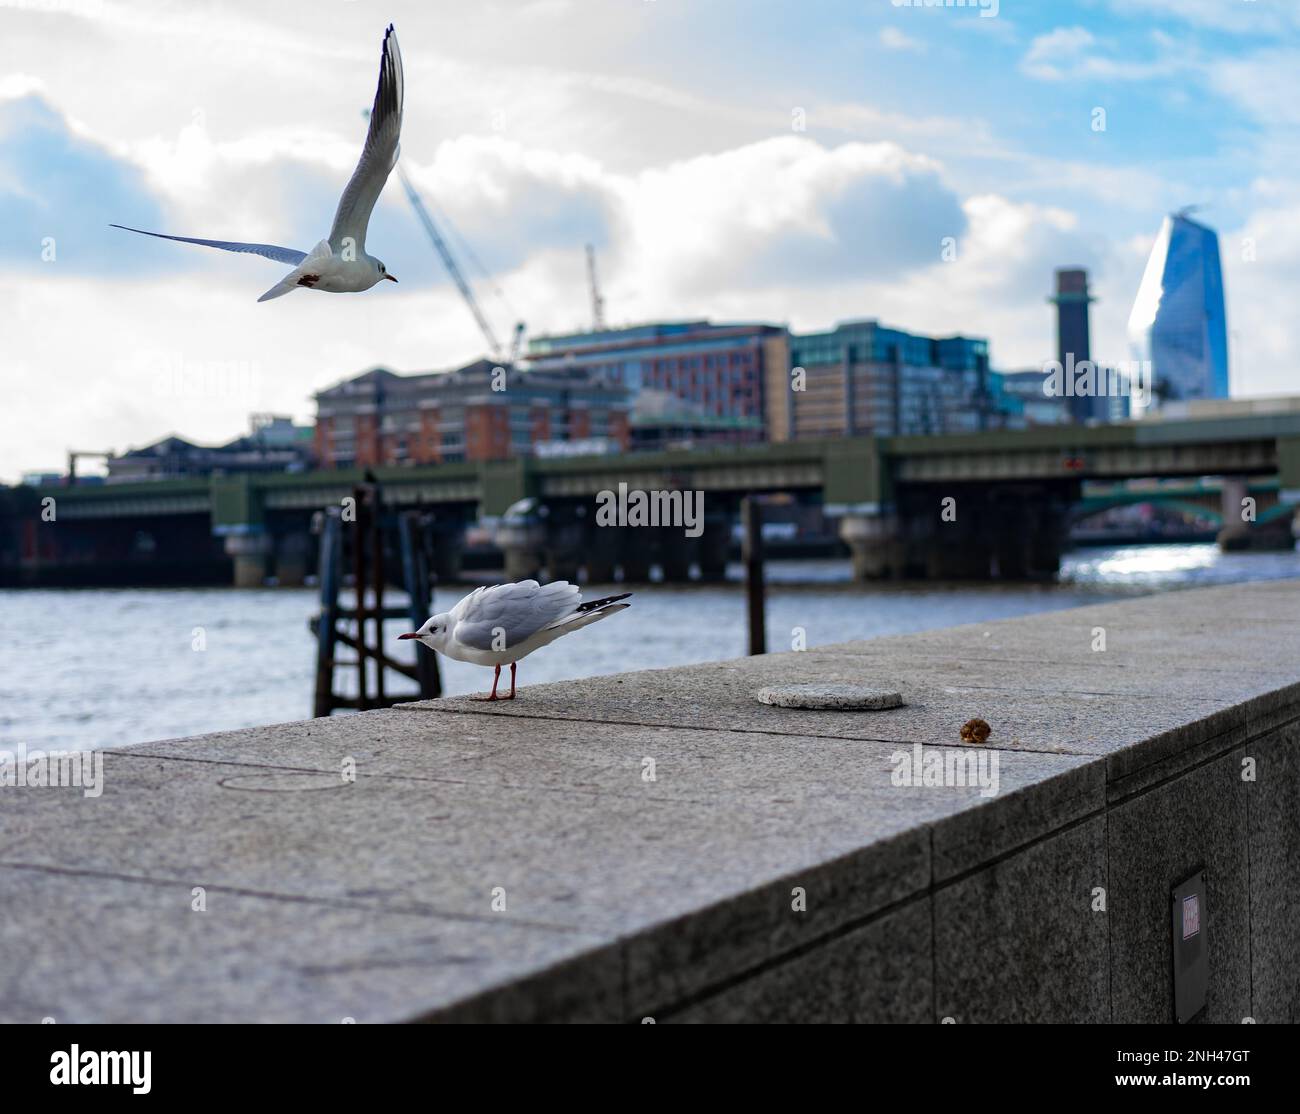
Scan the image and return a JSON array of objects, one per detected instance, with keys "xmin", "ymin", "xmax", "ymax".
[
  {"xmin": 585, "ymin": 243, "xmax": 606, "ymax": 331},
  {"xmin": 397, "ymin": 165, "xmax": 509, "ymax": 361}
]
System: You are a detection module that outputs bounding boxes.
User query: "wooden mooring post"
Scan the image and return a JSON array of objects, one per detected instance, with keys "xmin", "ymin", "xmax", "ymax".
[{"xmin": 311, "ymin": 483, "xmax": 441, "ymax": 717}]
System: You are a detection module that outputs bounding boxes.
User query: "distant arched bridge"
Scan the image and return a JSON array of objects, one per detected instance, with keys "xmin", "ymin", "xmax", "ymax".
[{"xmin": 1069, "ymin": 478, "xmax": 1293, "ymax": 528}]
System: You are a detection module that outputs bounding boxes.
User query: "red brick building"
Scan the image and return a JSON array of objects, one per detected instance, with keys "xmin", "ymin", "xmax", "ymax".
[
  {"xmin": 313, "ymin": 359, "xmax": 630, "ymax": 469},
  {"xmin": 523, "ymin": 321, "xmax": 786, "ymax": 447}
]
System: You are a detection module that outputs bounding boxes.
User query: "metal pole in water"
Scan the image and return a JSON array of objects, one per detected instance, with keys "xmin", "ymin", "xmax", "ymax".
[
  {"xmin": 371, "ymin": 485, "xmax": 385, "ymax": 705},
  {"xmin": 399, "ymin": 512, "xmax": 441, "ymax": 698},
  {"xmin": 742, "ymin": 496, "xmax": 766, "ymax": 656},
  {"xmin": 352, "ymin": 486, "xmax": 368, "ymax": 710},
  {"xmin": 312, "ymin": 513, "xmax": 341, "ymax": 718}
]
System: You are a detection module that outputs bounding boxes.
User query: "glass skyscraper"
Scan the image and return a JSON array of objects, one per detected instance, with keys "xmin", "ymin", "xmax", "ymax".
[{"xmin": 1127, "ymin": 211, "xmax": 1230, "ymax": 405}]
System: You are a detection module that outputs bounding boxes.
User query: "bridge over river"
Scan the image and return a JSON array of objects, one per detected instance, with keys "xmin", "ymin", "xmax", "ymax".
[{"xmin": 4, "ymin": 411, "xmax": 1299, "ymax": 585}]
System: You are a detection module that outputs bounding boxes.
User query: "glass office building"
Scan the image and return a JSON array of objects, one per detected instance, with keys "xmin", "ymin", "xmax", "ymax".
[
  {"xmin": 1127, "ymin": 212, "xmax": 1230, "ymax": 405},
  {"xmin": 780, "ymin": 320, "xmax": 991, "ymax": 440}
]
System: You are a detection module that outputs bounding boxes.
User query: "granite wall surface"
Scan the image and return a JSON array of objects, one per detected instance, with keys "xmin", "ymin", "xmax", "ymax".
[{"xmin": 2, "ymin": 580, "xmax": 1296, "ymax": 1023}]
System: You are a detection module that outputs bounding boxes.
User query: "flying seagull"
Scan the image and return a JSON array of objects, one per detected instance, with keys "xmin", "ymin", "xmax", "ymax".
[
  {"xmin": 400, "ymin": 581, "xmax": 632, "ymax": 701},
  {"xmin": 111, "ymin": 24, "xmax": 404, "ymax": 302}
]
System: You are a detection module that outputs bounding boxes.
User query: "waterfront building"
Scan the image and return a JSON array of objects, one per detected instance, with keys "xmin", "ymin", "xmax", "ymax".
[
  {"xmin": 1127, "ymin": 211, "xmax": 1230, "ymax": 405},
  {"xmin": 20, "ymin": 471, "xmax": 67, "ymax": 487},
  {"xmin": 312, "ymin": 359, "xmax": 630, "ymax": 469},
  {"xmin": 993, "ymin": 365, "xmax": 1132, "ymax": 428},
  {"xmin": 990, "ymin": 369, "xmax": 1068, "ymax": 427},
  {"xmin": 626, "ymin": 387, "xmax": 765, "ymax": 451},
  {"xmin": 106, "ymin": 415, "xmax": 315, "ymax": 483},
  {"xmin": 524, "ymin": 318, "xmax": 1009, "ymax": 443},
  {"xmin": 771, "ymin": 320, "xmax": 992, "ymax": 440},
  {"xmin": 524, "ymin": 322, "xmax": 786, "ymax": 447}
]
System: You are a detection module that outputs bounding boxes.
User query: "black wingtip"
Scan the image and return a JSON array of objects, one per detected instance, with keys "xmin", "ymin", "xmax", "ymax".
[{"xmin": 577, "ymin": 592, "xmax": 633, "ymax": 612}]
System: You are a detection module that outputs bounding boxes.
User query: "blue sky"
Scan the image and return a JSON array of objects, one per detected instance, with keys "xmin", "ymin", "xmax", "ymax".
[{"xmin": 1, "ymin": 0, "xmax": 1297, "ymax": 479}]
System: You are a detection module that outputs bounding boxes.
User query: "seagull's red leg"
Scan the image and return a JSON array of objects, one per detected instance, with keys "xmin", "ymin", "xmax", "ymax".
[
  {"xmin": 506, "ymin": 662, "xmax": 517, "ymax": 699},
  {"xmin": 472, "ymin": 664, "xmax": 502, "ymax": 701}
]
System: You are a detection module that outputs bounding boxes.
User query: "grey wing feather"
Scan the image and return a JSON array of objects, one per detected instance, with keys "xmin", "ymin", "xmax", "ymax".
[
  {"xmin": 109, "ymin": 225, "xmax": 307, "ymax": 266},
  {"xmin": 452, "ymin": 580, "xmax": 580, "ymax": 651},
  {"xmin": 329, "ymin": 23, "xmax": 403, "ymax": 254}
]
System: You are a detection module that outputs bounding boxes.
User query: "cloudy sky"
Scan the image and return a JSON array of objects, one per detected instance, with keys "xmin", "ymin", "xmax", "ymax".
[{"xmin": 2, "ymin": 0, "xmax": 1297, "ymax": 480}]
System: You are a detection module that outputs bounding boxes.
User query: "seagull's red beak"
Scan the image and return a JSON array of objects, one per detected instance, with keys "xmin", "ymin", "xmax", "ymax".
[
  {"xmin": 385, "ymin": 273, "xmax": 398, "ymax": 282},
  {"xmin": 398, "ymin": 632, "xmax": 419, "ymax": 640}
]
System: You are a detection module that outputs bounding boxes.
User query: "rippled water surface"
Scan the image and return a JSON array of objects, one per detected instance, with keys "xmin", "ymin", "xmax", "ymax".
[{"xmin": 3, "ymin": 543, "xmax": 1298, "ymax": 749}]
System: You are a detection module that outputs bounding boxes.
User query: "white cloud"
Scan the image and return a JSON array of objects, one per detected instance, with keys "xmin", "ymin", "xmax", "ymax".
[
  {"xmin": 1105, "ymin": 0, "xmax": 1300, "ymax": 34},
  {"xmin": 619, "ymin": 137, "xmax": 965, "ymax": 295},
  {"xmin": 1210, "ymin": 47, "xmax": 1300, "ymax": 129},
  {"xmin": 0, "ymin": 73, "xmax": 43, "ymax": 99},
  {"xmin": 1221, "ymin": 196, "xmax": 1300, "ymax": 395},
  {"xmin": 879, "ymin": 27, "xmax": 926, "ymax": 53},
  {"xmin": 1021, "ymin": 26, "xmax": 1187, "ymax": 82}
]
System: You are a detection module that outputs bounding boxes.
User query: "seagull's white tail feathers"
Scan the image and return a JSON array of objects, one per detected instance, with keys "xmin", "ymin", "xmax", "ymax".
[
  {"xmin": 545, "ymin": 593, "xmax": 632, "ymax": 635},
  {"xmin": 256, "ymin": 275, "xmax": 301, "ymax": 303},
  {"xmin": 256, "ymin": 242, "xmax": 332, "ymax": 302}
]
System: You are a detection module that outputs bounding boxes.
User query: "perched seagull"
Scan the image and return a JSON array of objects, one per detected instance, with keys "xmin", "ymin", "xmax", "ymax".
[
  {"xmin": 399, "ymin": 581, "xmax": 632, "ymax": 701},
  {"xmin": 111, "ymin": 24, "xmax": 404, "ymax": 302}
]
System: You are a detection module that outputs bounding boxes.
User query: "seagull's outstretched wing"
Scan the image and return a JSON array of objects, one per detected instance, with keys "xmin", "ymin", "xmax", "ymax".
[
  {"xmin": 329, "ymin": 23, "xmax": 403, "ymax": 255},
  {"xmin": 452, "ymin": 580, "xmax": 581, "ymax": 651},
  {"xmin": 109, "ymin": 225, "xmax": 307, "ymax": 266}
]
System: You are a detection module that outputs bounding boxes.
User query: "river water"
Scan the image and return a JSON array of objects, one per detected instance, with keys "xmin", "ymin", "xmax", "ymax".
[{"xmin": 3, "ymin": 543, "xmax": 1298, "ymax": 750}]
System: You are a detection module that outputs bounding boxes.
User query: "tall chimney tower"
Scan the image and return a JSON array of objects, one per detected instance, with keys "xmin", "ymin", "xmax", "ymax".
[{"xmin": 1049, "ymin": 268, "xmax": 1095, "ymax": 423}]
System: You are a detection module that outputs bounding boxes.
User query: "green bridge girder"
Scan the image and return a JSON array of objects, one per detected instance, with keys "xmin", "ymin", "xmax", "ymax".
[
  {"xmin": 32, "ymin": 416, "xmax": 1300, "ymax": 535},
  {"xmin": 1071, "ymin": 478, "xmax": 1283, "ymax": 526}
]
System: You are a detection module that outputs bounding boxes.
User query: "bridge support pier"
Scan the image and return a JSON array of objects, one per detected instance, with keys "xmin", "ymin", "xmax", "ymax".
[
  {"xmin": 658, "ymin": 527, "xmax": 693, "ymax": 583},
  {"xmin": 275, "ymin": 532, "xmax": 312, "ymax": 587},
  {"xmin": 583, "ymin": 523, "xmax": 619, "ymax": 584},
  {"xmin": 927, "ymin": 540, "xmax": 993, "ymax": 580},
  {"xmin": 840, "ymin": 486, "xmax": 1072, "ymax": 581},
  {"xmin": 224, "ymin": 534, "xmax": 271, "ymax": 588},
  {"xmin": 496, "ymin": 521, "xmax": 544, "ymax": 582},
  {"xmin": 1217, "ymin": 479, "xmax": 1251, "ymax": 550},
  {"xmin": 430, "ymin": 522, "xmax": 464, "ymax": 582},
  {"xmin": 543, "ymin": 521, "xmax": 586, "ymax": 583},
  {"xmin": 1217, "ymin": 479, "xmax": 1296, "ymax": 551},
  {"xmin": 616, "ymin": 528, "xmax": 654, "ymax": 583},
  {"xmin": 838, "ymin": 514, "xmax": 904, "ymax": 580},
  {"xmin": 697, "ymin": 514, "xmax": 731, "ymax": 582},
  {"xmin": 1027, "ymin": 510, "xmax": 1067, "ymax": 577}
]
